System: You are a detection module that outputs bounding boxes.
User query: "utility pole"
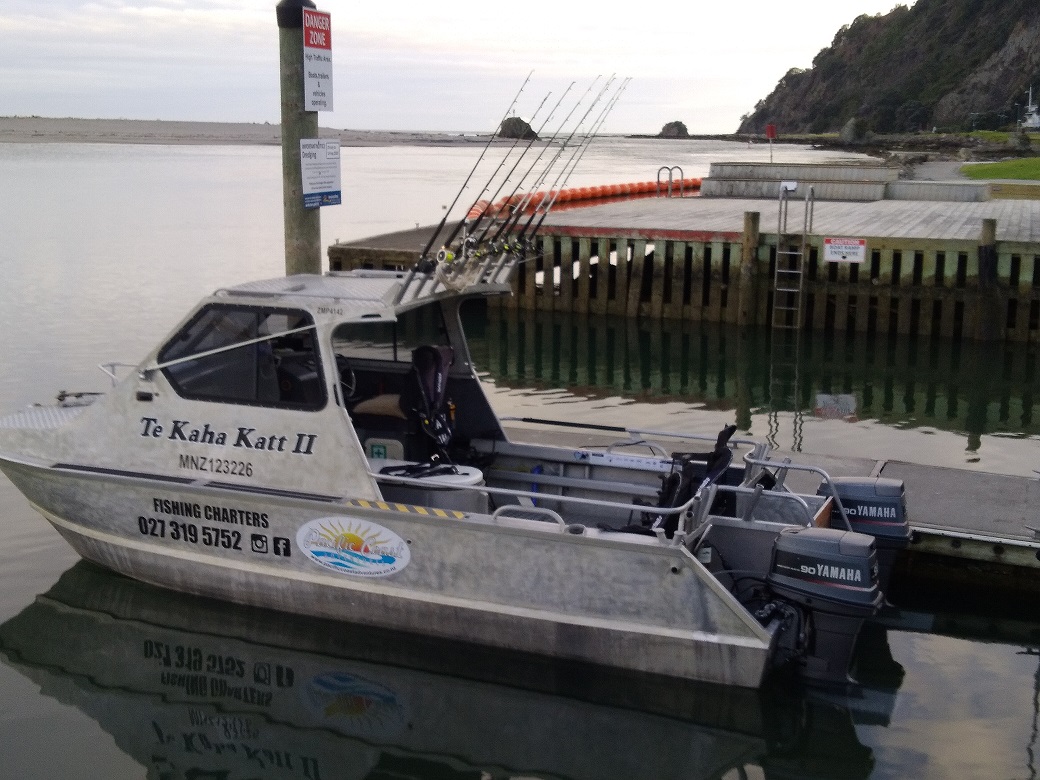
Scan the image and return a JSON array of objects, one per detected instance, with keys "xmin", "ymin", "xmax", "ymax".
[{"xmin": 276, "ymin": 0, "xmax": 322, "ymax": 275}]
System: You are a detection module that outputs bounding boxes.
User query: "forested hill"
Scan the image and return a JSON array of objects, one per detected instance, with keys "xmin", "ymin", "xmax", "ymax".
[{"xmin": 737, "ymin": 0, "xmax": 1040, "ymax": 134}]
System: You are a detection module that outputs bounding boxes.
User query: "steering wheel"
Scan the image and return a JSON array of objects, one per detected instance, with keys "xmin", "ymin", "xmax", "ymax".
[{"xmin": 335, "ymin": 354, "xmax": 358, "ymax": 403}]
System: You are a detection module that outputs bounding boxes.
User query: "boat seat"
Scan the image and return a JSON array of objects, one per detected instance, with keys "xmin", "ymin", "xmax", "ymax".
[{"xmin": 349, "ymin": 345, "xmax": 455, "ymax": 462}]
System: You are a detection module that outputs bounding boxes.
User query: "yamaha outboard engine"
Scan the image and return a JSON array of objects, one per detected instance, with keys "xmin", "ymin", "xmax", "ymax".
[
  {"xmin": 817, "ymin": 476, "xmax": 910, "ymax": 590},
  {"xmin": 766, "ymin": 527, "xmax": 883, "ymax": 684}
]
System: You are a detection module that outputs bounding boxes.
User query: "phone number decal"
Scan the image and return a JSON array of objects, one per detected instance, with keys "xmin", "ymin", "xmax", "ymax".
[{"xmin": 138, "ymin": 516, "xmax": 242, "ymax": 549}]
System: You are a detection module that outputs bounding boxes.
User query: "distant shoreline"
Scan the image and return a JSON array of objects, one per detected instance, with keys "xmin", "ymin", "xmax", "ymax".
[{"xmin": 0, "ymin": 117, "xmax": 501, "ymax": 147}]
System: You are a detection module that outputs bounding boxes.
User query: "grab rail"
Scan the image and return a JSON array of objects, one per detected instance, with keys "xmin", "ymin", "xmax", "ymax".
[
  {"xmin": 656, "ymin": 166, "xmax": 685, "ymax": 197},
  {"xmin": 98, "ymin": 362, "xmax": 139, "ymax": 386},
  {"xmin": 491, "ymin": 505, "xmax": 567, "ymax": 530}
]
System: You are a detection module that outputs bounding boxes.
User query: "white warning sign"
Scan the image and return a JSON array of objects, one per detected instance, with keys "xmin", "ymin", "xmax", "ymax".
[{"xmin": 824, "ymin": 237, "xmax": 867, "ymax": 263}]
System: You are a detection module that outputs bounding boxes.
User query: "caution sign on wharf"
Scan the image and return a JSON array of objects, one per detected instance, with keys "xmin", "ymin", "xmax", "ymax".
[{"xmin": 823, "ymin": 237, "xmax": 867, "ymax": 263}]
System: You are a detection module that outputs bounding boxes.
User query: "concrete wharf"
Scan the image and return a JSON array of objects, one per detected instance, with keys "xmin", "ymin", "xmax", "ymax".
[{"xmin": 330, "ymin": 163, "xmax": 1040, "ymax": 344}]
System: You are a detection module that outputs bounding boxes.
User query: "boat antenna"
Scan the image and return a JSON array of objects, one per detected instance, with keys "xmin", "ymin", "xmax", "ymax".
[{"xmin": 417, "ymin": 70, "xmax": 533, "ymax": 264}]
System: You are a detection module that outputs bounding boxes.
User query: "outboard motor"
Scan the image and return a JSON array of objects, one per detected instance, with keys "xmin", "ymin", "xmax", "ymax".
[
  {"xmin": 817, "ymin": 476, "xmax": 910, "ymax": 590},
  {"xmin": 765, "ymin": 527, "xmax": 883, "ymax": 684}
]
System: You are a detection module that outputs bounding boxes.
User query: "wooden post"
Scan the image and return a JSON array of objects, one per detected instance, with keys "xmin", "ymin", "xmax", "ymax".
[
  {"xmin": 626, "ymin": 239, "xmax": 647, "ymax": 317},
  {"xmin": 737, "ymin": 211, "xmax": 760, "ymax": 326},
  {"xmin": 277, "ymin": 0, "xmax": 322, "ymax": 276},
  {"xmin": 613, "ymin": 239, "xmax": 630, "ymax": 317},
  {"xmin": 975, "ymin": 218, "xmax": 1002, "ymax": 341}
]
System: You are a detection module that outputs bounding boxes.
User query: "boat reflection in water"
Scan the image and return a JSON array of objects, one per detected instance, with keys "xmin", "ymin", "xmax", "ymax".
[{"xmin": 0, "ymin": 562, "xmax": 884, "ymax": 780}]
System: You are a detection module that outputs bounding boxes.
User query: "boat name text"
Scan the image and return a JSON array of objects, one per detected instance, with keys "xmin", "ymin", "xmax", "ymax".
[{"xmin": 139, "ymin": 417, "xmax": 318, "ymax": 455}]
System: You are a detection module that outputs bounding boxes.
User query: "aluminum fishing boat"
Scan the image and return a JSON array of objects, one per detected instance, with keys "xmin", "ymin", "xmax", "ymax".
[{"xmin": 0, "ymin": 249, "xmax": 909, "ymax": 688}]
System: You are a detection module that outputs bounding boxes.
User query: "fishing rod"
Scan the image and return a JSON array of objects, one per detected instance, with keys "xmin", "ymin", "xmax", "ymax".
[
  {"xmin": 467, "ymin": 79, "xmax": 602, "ymax": 250},
  {"xmin": 472, "ymin": 77, "xmax": 620, "ymax": 289},
  {"xmin": 500, "ymin": 76, "xmax": 622, "ymax": 247},
  {"xmin": 482, "ymin": 75, "xmax": 616, "ymax": 248},
  {"xmin": 417, "ymin": 70, "xmax": 532, "ymax": 263},
  {"xmin": 517, "ymin": 78, "xmax": 630, "ymax": 245},
  {"xmin": 525, "ymin": 77, "xmax": 632, "ymax": 240},
  {"xmin": 436, "ymin": 89, "xmax": 561, "ymax": 255},
  {"xmin": 449, "ymin": 86, "xmax": 564, "ymax": 250}
]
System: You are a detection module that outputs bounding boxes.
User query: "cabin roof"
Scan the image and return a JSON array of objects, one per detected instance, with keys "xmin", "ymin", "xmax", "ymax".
[
  {"xmin": 212, "ymin": 268, "xmax": 513, "ymax": 323},
  {"xmin": 219, "ymin": 273, "xmax": 400, "ymax": 306}
]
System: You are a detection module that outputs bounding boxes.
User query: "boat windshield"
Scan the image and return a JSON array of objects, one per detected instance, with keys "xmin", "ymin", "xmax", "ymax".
[
  {"xmin": 157, "ymin": 304, "xmax": 326, "ymax": 410},
  {"xmin": 331, "ymin": 305, "xmax": 450, "ymax": 363}
]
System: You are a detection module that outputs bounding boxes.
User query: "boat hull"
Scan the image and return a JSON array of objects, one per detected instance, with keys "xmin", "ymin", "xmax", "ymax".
[{"xmin": 0, "ymin": 456, "xmax": 775, "ymax": 688}]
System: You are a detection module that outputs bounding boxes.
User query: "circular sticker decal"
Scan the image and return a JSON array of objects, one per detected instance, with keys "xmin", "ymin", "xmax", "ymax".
[{"xmin": 297, "ymin": 516, "xmax": 410, "ymax": 577}]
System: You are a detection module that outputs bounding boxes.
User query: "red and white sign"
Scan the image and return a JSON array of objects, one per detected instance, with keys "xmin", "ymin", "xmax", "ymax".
[
  {"xmin": 823, "ymin": 237, "xmax": 867, "ymax": 263},
  {"xmin": 302, "ymin": 9, "xmax": 333, "ymax": 112}
]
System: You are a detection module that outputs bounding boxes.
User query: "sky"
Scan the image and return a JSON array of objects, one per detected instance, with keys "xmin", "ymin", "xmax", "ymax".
[{"xmin": 0, "ymin": 0, "xmax": 915, "ymax": 135}]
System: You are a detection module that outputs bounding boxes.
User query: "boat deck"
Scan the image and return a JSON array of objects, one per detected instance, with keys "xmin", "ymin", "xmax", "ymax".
[{"xmin": 504, "ymin": 425, "xmax": 1040, "ymax": 573}]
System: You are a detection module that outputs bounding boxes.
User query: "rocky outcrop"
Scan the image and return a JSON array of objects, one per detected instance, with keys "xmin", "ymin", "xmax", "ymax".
[
  {"xmin": 738, "ymin": 0, "xmax": 1040, "ymax": 134},
  {"xmin": 499, "ymin": 117, "xmax": 538, "ymax": 140},
  {"xmin": 658, "ymin": 121, "xmax": 690, "ymax": 138}
]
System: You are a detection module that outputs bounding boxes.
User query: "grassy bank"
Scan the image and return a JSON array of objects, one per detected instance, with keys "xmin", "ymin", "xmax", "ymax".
[{"xmin": 962, "ymin": 157, "xmax": 1040, "ymax": 180}]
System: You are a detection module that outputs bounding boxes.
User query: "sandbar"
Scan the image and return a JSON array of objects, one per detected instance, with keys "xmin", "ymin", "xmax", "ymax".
[{"xmin": 0, "ymin": 116, "xmax": 494, "ymax": 147}]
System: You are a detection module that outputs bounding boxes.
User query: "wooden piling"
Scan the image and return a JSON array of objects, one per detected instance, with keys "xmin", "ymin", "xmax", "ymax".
[
  {"xmin": 737, "ymin": 212, "xmax": 760, "ymax": 326},
  {"xmin": 975, "ymin": 218, "xmax": 1002, "ymax": 341}
]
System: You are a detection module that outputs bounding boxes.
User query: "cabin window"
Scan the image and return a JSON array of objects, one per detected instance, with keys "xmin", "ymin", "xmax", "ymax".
[
  {"xmin": 158, "ymin": 305, "xmax": 326, "ymax": 410},
  {"xmin": 331, "ymin": 306, "xmax": 449, "ymax": 363}
]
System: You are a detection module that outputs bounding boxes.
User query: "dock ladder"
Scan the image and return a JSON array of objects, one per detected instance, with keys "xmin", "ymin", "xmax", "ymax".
[
  {"xmin": 767, "ymin": 184, "xmax": 814, "ymax": 451},
  {"xmin": 771, "ymin": 184, "xmax": 814, "ymax": 330}
]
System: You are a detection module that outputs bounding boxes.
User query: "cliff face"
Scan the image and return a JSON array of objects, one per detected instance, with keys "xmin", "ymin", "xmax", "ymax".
[{"xmin": 737, "ymin": 0, "xmax": 1040, "ymax": 134}]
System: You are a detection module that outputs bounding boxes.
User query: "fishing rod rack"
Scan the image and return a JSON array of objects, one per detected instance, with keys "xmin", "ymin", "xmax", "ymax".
[{"xmin": 391, "ymin": 243, "xmax": 524, "ymax": 306}]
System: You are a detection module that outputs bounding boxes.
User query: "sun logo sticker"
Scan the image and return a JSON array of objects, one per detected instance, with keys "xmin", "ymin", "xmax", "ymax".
[{"xmin": 297, "ymin": 517, "xmax": 410, "ymax": 577}]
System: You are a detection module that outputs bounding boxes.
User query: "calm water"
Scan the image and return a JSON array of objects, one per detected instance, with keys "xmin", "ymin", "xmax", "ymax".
[{"xmin": 0, "ymin": 140, "xmax": 1038, "ymax": 779}]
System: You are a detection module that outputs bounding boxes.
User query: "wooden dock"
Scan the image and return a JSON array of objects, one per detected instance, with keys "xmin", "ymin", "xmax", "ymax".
[{"xmin": 329, "ymin": 182, "xmax": 1040, "ymax": 343}]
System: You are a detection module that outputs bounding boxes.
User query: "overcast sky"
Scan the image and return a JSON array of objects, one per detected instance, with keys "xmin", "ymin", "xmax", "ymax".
[{"xmin": 0, "ymin": 0, "xmax": 914, "ymax": 134}]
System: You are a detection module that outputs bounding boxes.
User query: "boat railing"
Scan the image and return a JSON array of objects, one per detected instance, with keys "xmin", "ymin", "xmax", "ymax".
[
  {"xmin": 741, "ymin": 452, "xmax": 851, "ymax": 530},
  {"xmin": 682, "ymin": 482, "xmax": 818, "ymax": 543},
  {"xmin": 98, "ymin": 362, "xmax": 139, "ymax": 386},
  {"xmin": 498, "ymin": 416, "xmax": 770, "ymax": 460}
]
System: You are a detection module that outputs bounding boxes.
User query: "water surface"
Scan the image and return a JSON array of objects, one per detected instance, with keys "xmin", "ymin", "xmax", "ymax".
[{"xmin": 0, "ymin": 140, "xmax": 1037, "ymax": 779}]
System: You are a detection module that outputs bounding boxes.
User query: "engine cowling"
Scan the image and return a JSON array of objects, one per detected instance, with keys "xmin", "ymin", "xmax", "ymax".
[
  {"xmin": 766, "ymin": 526, "xmax": 883, "ymax": 684},
  {"xmin": 817, "ymin": 476, "xmax": 910, "ymax": 589}
]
